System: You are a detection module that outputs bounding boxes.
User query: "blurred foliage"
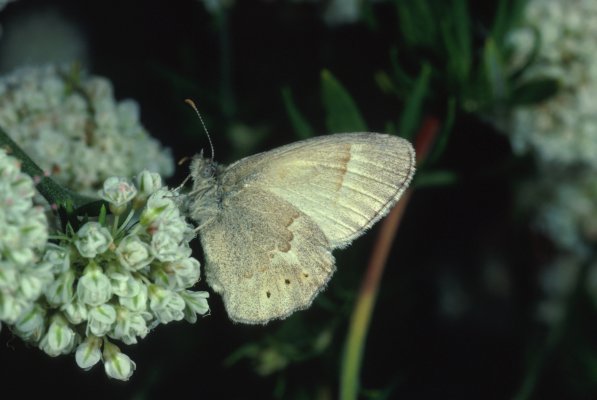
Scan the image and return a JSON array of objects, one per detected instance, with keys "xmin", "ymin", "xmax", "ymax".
[
  {"xmin": 382, "ymin": 0, "xmax": 557, "ymax": 115},
  {"xmin": 320, "ymin": 69, "xmax": 368, "ymax": 133},
  {"xmin": 2, "ymin": 0, "xmax": 596, "ymax": 399}
]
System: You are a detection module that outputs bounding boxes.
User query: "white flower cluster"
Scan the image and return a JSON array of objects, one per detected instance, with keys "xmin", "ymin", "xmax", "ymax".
[
  {"xmin": 506, "ymin": 0, "xmax": 597, "ymax": 169},
  {"xmin": 199, "ymin": 0, "xmax": 234, "ymax": 14},
  {"xmin": 516, "ymin": 169, "xmax": 597, "ymax": 257},
  {"xmin": 322, "ymin": 0, "xmax": 362, "ymax": 26},
  {"xmin": 0, "ymin": 148, "xmax": 51, "ymax": 325},
  {"xmin": 519, "ymin": 171, "xmax": 597, "ymax": 324},
  {"xmin": 2, "ymin": 170, "xmax": 209, "ymax": 381},
  {"xmin": 507, "ymin": 0, "xmax": 597, "ymax": 265},
  {"xmin": 0, "ymin": 9, "xmax": 88, "ymax": 72},
  {"xmin": 0, "ymin": 65, "xmax": 174, "ymax": 194},
  {"xmin": 199, "ymin": 0, "xmax": 385, "ymax": 26},
  {"xmin": 0, "ymin": 0, "xmax": 15, "ymax": 18},
  {"xmin": 502, "ymin": 0, "xmax": 597, "ymax": 326},
  {"xmin": 536, "ymin": 255, "xmax": 582, "ymax": 325}
]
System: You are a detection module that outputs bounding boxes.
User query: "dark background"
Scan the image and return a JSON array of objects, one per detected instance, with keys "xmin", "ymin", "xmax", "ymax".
[{"xmin": 0, "ymin": 1, "xmax": 578, "ymax": 399}]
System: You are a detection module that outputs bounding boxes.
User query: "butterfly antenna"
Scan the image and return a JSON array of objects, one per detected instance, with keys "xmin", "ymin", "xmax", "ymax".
[{"xmin": 184, "ymin": 98, "xmax": 215, "ymax": 161}]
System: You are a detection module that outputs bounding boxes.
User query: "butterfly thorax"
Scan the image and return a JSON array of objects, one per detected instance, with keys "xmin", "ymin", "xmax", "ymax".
[{"xmin": 188, "ymin": 154, "xmax": 223, "ymax": 228}]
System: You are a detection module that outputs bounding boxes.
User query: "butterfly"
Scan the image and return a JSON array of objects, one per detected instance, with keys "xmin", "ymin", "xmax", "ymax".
[{"xmin": 188, "ymin": 132, "xmax": 415, "ymax": 324}]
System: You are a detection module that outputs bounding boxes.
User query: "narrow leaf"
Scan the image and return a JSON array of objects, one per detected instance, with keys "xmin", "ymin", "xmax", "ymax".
[
  {"xmin": 483, "ymin": 37, "xmax": 508, "ymax": 102},
  {"xmin": 321, "ymin": 69, "xmax": 367, "ymax": 133},
  {"xmin": 281, "ymin": 87, "xmax": 314, "ymax": 139},
  {"xmin": 399, "ymin": 63, "xmax": 432, "ymax": 140},
  {"xmin": 510, "ymin": 78, "xmax": 559, "ymax": 106}
]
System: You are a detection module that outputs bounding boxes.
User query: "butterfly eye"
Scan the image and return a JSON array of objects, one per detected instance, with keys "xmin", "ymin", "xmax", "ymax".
[{"xmin": 202, "ymin": 163, "xmax": 216, "ymax": 178}]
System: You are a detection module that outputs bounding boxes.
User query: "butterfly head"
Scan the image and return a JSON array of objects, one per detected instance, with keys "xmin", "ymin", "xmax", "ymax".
[
  {"xmin": 190, "ymin": 150, "xmax": 217, "ymax": 181},
  {"xmin": 188, "ymin": 151, "xmax": 221, "ymax": 227}
]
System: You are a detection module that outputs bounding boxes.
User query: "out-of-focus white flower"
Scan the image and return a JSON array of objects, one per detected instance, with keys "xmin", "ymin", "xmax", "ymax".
[
  {"xmin": 0, "ymin": 9, "xmax": 88, "ymax": 72},
  {"xmin": 0, "ymin": 1, "xmax": 15, "ymax": 12},
  {"xmin": 536, "ymin": 256, "xmax": 582, "ymax": 325},
  {"xmin": 0, "ymin": 148, "xmax": 50, "ymax": 324},
  {"xmin": 519, "ymin": 171, "xmax": 597, "ymax": 257},
  {"xmin": 0, "ymin": 65, "xmax": 174, "ymax": 194},
  {"xmin": 505, "ymin": 1, "xmax": 597, "ymax": 328},
  {"xmin": 505, "ymin": 0, "xmax": 597, "ymax": 170},
  {"xmin": 323, "ymin": 0, "xmax": 361, "ymax": 25},
  {"xmin": 199, "ymin": 0, "xmax": 234, "ymax": 14}
]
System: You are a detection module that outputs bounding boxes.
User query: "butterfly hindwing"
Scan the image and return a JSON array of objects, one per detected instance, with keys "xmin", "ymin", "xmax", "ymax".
[{"xmin": 199, "ymin": 187, "xmax": 335, "ymax": 324}]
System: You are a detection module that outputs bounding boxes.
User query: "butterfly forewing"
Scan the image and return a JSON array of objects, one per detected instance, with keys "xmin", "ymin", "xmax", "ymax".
[{"xmin": 221, "ymin": 133, "xmax": 415, "ymax": 248}]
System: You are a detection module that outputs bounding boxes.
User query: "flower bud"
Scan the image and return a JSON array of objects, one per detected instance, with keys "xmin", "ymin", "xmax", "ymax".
[{"xmin": 75, "ymin": 222, "xmax": 112, "ymax": 258}]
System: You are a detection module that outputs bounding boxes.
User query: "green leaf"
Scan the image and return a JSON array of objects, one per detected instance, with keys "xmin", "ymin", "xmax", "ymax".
[
  {"xmin": 389, "ymin": 47, "xmax": 415, "ymax": 91},
  {"xmin": 398, "ymin": 63, "xmax": 432, "ymax": 140},
  {"xmin": 414, "ymin": 170, "xmax": 459, "ymax": 188},
  {"xmin": 483, "ymin": 37, "xmax": 508, "ymax": 102},
  {"xmin": 395, "ymin": 0, "xmax": 436, "ymax": 47},
  {"xmin": 510, "ymin": 78, "xmax": 559, "ymax": 106},
  {"xmin": 321, "ymin": 69, "xmax": 367, "ymax": 133},
  {"xmin": 281, "ymin": 87, "xmax": 314, "ymax": 139},
  {"xmin": 508, "ymin": 26, "xmax": 542, "ymax": 82},
  {"xmin": 98, "ymin": 204, "xmax": 107, "ymax": 226},
  {"xmin": 361, "ymin": 0, "xmax": 378, "ymax": 30},
  {"xmin": 0, "ymin": 124, "xmax": 98, "ymax": 211},
  {"xmin": 491, "ymin": 0, "xmax": 528, "ymax": 44},
  {"xmin": 443, "ymin": 0, "xmax": 472, "ymax": 85},
  {"xmin": 374, "ymin": 71, "xmax": 396, "ymax": 95},
  {"xmin": 384, "ymin": 120, "xmax": 397, "ymax": 135},
  {"xmin": 426, "ymin": 97, "xmax": 457, "ymax": 165}
]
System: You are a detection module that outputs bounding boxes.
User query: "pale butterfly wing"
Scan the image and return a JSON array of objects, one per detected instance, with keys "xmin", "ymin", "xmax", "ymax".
[
  {"xmin": 196, "ymin": 132, "xmax": 415, "ymax": 324},
  {"xmin": 199, "ymin": 187, "xmax": 335, "ymax": 324},
  {"xmin": 219, "ymin": 133, "xmax": 415, "ymax": 248}
]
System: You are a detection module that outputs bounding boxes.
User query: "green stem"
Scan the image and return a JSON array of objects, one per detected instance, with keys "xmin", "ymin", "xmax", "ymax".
[
  {"xmin": 340, "ymin": 194, "xmax": 411, "ymax": 400},
  {"xmin": 340, "ymin": 116, "xmax": 441, "ymax": 399},
  {"xmin": 0, "ymin": 124, "xmax": 102, "ymax": 211},
  {"xmin": 513, "ymin": 254, "xmax": 593, "ymax": 400}
]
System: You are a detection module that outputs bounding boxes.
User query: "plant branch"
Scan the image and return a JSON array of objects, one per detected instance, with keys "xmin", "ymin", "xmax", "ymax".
[
  {"xmin": 0, "ymin": 124, "xmax": 103, "ymax": 212},
  {"xmin": 340, "ymin": 115, "xmax": 441, "ymax": 400}
]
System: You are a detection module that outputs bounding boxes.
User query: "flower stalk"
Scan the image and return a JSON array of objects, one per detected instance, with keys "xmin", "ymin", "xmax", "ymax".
[{"xmin": 340, "ymin": 115, "xmax": 440, "ymax": 400}]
